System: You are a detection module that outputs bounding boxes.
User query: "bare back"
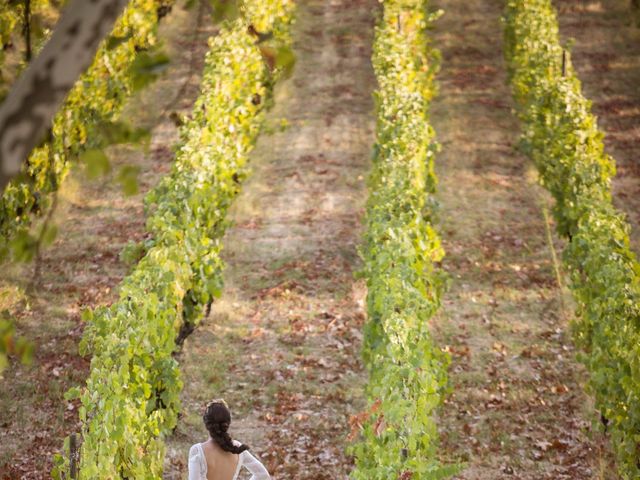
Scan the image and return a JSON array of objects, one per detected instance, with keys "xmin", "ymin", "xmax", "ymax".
[{"xmin": 201, "ymin": 440, "xmax": 240, "ymax": 480}]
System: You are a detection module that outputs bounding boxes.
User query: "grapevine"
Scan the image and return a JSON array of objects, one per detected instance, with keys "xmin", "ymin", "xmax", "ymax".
[
  {"xmin": 504, "ymin": 1, "xmax": 640, "ymax": 477},
  {"xmin": 52, "ymin": 0, "xmax": 294, "ymax": 477},
  {"xmin": 0, "ymin": 0, "xmax": 171, "ymax": 263},
  {"xmin": 0, "ymin": 1, "xmax": 20, "ymax": 85},
  {"xmin": 0, "ymin": 0, "xmax": 53, "ymax": 83},
  {"xmin": 349, "ymin": 1, "xmax": 457, "ymax": 478}
]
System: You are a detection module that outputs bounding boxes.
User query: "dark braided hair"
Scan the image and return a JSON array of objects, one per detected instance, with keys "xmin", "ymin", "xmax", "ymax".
[{"xmin": 203, "ymin": 400, "xmax": 249, "ymax": 454}]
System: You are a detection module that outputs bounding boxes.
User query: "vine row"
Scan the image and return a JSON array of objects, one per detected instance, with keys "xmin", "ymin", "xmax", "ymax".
[
  {"xmin": 52, "ymin": 0, "xmax": 294, "ymax": 477},
  {"xmin": 350, "ymin": 1, "xmax": 456, "ymax": 478},
  {"xmin": 504, "ymin": 1, "xmax": 640, "ymax": 476},
  {"xmin": 0, "ymin": 0, "xmax": 171, "ymax": 263}
]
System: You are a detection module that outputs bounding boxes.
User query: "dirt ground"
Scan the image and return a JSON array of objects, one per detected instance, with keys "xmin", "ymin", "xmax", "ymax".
[
  {"xmin": 429, "ymin": 0, "xmax": 618, "ymax": 478},
  {"xmin": 0, "ymin": 5, "xmax": 215, "ymax": 478},
  {"xmin": 163, "ymin": 0, "xmax": 378, "ymax": 478}
]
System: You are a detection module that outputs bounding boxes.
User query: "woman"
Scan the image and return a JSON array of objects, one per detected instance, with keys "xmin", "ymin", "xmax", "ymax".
[{"xmin": 188, "ymin": 399, "xmax": 271, "ymax": 480}]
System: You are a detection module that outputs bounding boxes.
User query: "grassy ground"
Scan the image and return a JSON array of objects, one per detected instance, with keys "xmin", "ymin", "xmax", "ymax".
[
  {"xmin": 428, "ymin": 0, "xmax": 616, "ymax": 478},
  {"xmin": 163, "ymin": 0, "xmax": 378, "ymax": 478},
  {"xmin": 0, "ymin": 4, "xmax": 215, "ymax": 477}
]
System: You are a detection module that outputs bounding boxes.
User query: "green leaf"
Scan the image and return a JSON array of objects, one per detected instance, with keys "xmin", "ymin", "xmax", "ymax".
[
  {"xmin": 206, "ymin": 278, "xmax": 223, "ymax": 298},
  {"xmin": 81, "ymin": 149, "xmax": 111, "ymax": 179},
  {"xmin": 129, "ymin": 50, "xmax": 171, "ymax": 92},
  {"xmin": 64, "ymin": 387, "xmax": 81, "ymax": 401},
  {"xmin": 10, "ymin": 231, "xmax": 38, "ymax": 262},
  {"xmin": 117, "ymin": 165, "xmax": 141, "ymax": 196},
  {"xmin": 106, "ymin": 33, "xmax": 133, "ymax": 50},
  {"xmin": 98, "ymin": 120, "xmax": 151, "ymax": 147},
  {"xmin": 208, "ymin": 0, "xmax": 239, "ymax": 23},
  {"xmin": 275, "ymin": 45, "xmax": 296, "ymax": 78},
  {"xmin": 81, "ymin": 309, "xmax": 93, "ymax": 323},
  {"xmin": 41, "ymin": 224, "xmax": 58, "ymax": 246},
  {"xmin": 17, "ymin": 338, "xmax": 34, "ymax": 365},
  {"xmin": 120, "ymin": 240, "xmax": 147, "ymax": 265}
]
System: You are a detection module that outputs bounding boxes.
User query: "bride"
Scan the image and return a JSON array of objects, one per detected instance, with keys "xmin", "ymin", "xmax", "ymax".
[{"xmin": 188, "ymin": 399, "xmax": 271, "ymax": 480}]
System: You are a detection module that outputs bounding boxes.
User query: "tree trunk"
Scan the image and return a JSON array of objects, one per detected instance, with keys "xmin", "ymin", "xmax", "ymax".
[{"xmin": 0, "ymin": 0, "xmax": 130, "ymax": 193}]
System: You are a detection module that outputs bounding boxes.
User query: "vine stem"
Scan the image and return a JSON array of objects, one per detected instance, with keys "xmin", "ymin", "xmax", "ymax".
[
  {"xmin": 542, "ymin": 205, "xmax": 568, "ymax": 321},
  {"xmin": 24, "ymin": 0, "xmax": 32, "ymax": 62},
  {"xmin": 28, "ymin": 189, "xmax": 58, "ymax": 291},
  {"xmin": 29, "ymin": 129, "xmax": 58, "ymax": 292}
]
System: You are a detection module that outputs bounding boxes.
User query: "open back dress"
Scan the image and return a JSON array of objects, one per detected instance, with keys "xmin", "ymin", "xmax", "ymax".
[{"xmin": 188, "ymin": 440, "xmax": 271, "ymax": 480}]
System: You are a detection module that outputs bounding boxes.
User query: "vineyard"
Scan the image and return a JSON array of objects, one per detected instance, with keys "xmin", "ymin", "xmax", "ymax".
[{"xmin": 1, "ymin": 0, "xmax": 640, "ymax": 479}]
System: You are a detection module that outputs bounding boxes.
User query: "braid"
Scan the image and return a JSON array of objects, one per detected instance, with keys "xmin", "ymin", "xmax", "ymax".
[
  {"xmin": 208, "ymin": 424, "xmax": 249, "ymax": 454},
  {"xmin": 203, "ymin": 400, "xmax": 250, "ymax": 454}
]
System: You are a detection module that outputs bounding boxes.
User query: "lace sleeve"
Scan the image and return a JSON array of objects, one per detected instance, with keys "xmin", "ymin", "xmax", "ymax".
[
  {"xmin": 188, "ymin": 444, "xmax": 206, "ymax": 480},
  {"xmin": 241, "ymin": 450, "xmax": 271, "ymax": 480}
]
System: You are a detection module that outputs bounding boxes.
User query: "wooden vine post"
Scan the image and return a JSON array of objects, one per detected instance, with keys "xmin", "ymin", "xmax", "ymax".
[{"xmin": 69, "ymin": 432, "xmax": 78, "ymax": 480}]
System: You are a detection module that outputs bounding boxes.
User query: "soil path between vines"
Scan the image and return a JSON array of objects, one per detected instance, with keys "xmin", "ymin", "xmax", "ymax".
[
  {"xmin": 164, "ymin": 0, "xmax": 378, "ymax": 478},
  {"xmin": 429, "ymin": 0, "xmax": 614, "ymax": 478}
]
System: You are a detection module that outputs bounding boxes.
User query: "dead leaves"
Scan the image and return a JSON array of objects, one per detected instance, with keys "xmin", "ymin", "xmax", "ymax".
[
  {"xmin": 347, "ymin": 398, "xmax": 381, "ymax": 441},
  {"xmin": 443, "ymin": 344, "xmax": 471, "ymax": 359},
  {"xmin": 550, "ymin": 384, "xmax": 569, "ymax": 395},
  {"xmin": 235, "ymin": 278, "xmax": 366, "ymax": 478},
  {"xmin": 255, "ymin": 279, "xmax": 305, "ymax": 300},
  {"xmin": 491, "ymin": 341, "xmax": 508, "ymax": 358},
  {"xmin": 534, "ymin": 438, "xmax": 570, "ymax": 454},
  {"xmin": 520, "ymin": 344, "xmax": 545, "ymax": 359}
]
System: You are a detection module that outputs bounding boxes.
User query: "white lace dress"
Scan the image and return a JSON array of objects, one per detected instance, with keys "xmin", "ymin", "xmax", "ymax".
[{"xmin": 188, "ymin": 440, "xmax": 271, "ymax": 480}]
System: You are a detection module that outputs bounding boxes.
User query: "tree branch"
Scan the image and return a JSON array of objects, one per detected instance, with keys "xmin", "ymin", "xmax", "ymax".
[{"xmin": 0, "ymin": 0, "xmax": 130, "ymax": 193}]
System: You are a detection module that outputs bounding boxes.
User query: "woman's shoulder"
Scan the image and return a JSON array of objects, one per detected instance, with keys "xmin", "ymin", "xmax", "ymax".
[
  {"xmin": 233, "ymin": 439, "xmax": 252, "ymax": 458},
  {"xmin": 188, "ymin": 442, "xmax": 204, "ymax": 457}
]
